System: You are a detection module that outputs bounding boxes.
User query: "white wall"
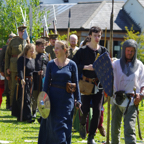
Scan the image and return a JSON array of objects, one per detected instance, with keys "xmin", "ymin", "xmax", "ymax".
[
  {"xmin": 124, "ymin": 0, "xmax": 144, "ymax": 31},
  {"xmin": 40, "ymin": 0, "xmax": 99, "ymax": 4}
]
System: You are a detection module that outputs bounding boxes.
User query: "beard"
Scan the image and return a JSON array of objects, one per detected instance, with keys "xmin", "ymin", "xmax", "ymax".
[{"xmin": 70, "ymin": 44, "xmax": 76, "ymax": 48}]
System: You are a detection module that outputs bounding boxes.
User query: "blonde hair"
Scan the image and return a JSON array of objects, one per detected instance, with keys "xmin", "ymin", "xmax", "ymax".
[
  {"xmin": 18, "ymin": 43, "xmax": 36, "ymax": 59},
  {"xmin": 55, "ymin": 40, "xmax": 69, "ymax": 57}
]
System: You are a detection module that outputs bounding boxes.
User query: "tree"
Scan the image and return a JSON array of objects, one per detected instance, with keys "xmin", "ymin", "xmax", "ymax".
[
  {"xmin": 49, "ymin": 30, "xmax": 77, "ymax": 41},
  {"xmin": 122, "ymin": 26, "xmax": 144, "ymax": 63},
  {"xmin": 0, "ymin": 0, "xmax": 49, "ymax": 47}
]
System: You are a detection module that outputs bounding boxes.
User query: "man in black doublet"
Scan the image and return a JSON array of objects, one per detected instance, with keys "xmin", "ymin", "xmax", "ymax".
[{"xmin": 32, "ymin": 39, "xmax": 49, "ymax": 118}]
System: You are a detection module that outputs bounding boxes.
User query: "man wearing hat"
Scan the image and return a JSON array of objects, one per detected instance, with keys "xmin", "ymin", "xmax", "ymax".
[
  {"xmin": 0, "ymin": 32, "xmax": 16, "ymax": 109},
  {"xmin": 32, "ymin": 38, "xmax": 49, "ymax": 119},
  {"xmin": 45, "ymin": 34, "xmax": 58, "ymax": 59},
  {"xmin": 41, "ymin": 36, "xmax": 50, "ymax": 47},
  {"xmin": 5, "ymin": 25, "xmax": 27, "ymax": 110}
]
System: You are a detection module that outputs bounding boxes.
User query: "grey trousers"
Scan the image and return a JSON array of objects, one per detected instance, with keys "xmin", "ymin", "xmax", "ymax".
[{"xmin": 111, "ymin": 103, "xmax": 137, "ymax": 144}]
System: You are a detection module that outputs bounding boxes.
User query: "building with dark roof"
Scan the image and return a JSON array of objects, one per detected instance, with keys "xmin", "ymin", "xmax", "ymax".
[
  {"xmin": 40, "ymin": 0, "xmax": 141, "ymax": 57},
  {"xmin": 123, "ymin": 0, "xmax": 144, "ymax": 31}
]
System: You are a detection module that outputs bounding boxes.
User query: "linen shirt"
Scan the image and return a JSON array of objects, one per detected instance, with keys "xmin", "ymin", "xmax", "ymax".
[{"xmin": 112, "ymin": 59, "xmax": 144, "ymax": 107}]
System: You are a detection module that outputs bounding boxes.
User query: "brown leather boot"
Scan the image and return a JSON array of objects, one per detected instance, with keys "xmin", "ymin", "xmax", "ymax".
[{"xmin": 98, "ymin": 126, "xmax": 106, "ymax": 137}]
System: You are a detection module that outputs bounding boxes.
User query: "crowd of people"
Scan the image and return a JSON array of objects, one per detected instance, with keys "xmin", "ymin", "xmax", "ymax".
[{"xmin": 0, "ymin": 25, "xmax": 144, "ymax": 144}]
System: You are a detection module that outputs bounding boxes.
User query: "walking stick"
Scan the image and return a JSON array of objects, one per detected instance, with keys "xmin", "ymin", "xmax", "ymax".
[
  {"xmin": 133, "ymin": 87, "xmax": 143, "ymax": 140},
  {"xmin": 20, "ymin": 54, "xmax": 26, "ymax": 122}
]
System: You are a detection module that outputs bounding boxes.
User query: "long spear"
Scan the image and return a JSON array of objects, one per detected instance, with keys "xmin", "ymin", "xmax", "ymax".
[
  {"xmin": 106, "ymin": 0, "xmax": 114, "ymax": 144},
  {"xmin": 29, "ymin": 5, "xmax": 33, "ymax": 43},
  {"xmin": 20, "ymin": 7, "xmax": 30, "ymax": 122},
  {"xmin": 67, "ymin": 9, "xmax": 71, "ymax": 41},
  {"xmin": 44, "ymin": 14, "xmax": 49, "ymax": 36},
  {"xmin": 20, "ymin": 7, "xmax": 30, "ymax": 45}
]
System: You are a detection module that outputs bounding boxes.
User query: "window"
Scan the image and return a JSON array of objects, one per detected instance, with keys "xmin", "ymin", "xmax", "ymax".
[
  {"xmin": 63, "ymin": 0, "xmax": 69, "ymax": 2},
  {"xmin": 113, "ymin": 41, "xmax": 122, "ymax": 58}
]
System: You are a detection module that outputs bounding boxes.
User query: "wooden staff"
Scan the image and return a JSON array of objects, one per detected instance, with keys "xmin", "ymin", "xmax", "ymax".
[
  {"xmin": 20, "ymin": 54, "xmax": 26, "ymax": 122},
  {"xmin": 106, "ymin": 1, "xmax": 114, "ymax": 144},
  {"xmin": 104, "ymin": 27, "xmax": 107, "ymax": 47},
  {"xmin": 133, "ymin": 87, "xmax": 143, "ymax": 140}
]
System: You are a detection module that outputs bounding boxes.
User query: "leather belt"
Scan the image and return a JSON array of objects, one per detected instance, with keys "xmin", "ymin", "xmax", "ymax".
[
  {"xmin": 12, "ymin": 55, "xmax": 18, "ymax": 57},
  {"xmin": 51, "ymin": 84, "xmax": 65, "ymax": 89},
  {"xmin": 82, "ymin": 75, "xmax": 96, "ymax": 83},
  {"xmin": 82, "ymin": 75, "xmax": 100, "ymax": 87},
  {"xmin": 25, "ymin": 76, "xmax": 33, "ymax": 80},
  {"xmin": 15, "ymin": 76, "xmax": 33, "ymax": 100},
  {"xmin": 124, "ymin": 93, "xmax": 134, "ymax": 115},
  {"xmin": 126, "ymin": 93, "xmax": 134, "ymax": 97},
  {"xmin": 15, "ymin": 76, "xmax": 33, "ymax": 81}
]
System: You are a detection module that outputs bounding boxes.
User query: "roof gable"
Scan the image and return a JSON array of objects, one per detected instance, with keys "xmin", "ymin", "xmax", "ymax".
[{"xmin": 85, "ymin": 2, "xmax": 140, "ymax": 31}]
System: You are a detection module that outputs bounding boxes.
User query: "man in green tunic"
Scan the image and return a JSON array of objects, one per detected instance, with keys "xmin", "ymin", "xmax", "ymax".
[
  {"xmin": 45, "ymin": 34, "xmax": 58, "ymax": 59},
  {"xmin": 5, "ymin": 26, "xmax": 27, "ymax": 110},
  {"xmin": 0, "ymin": 32, "xmax": 16, "ymax": 109}
]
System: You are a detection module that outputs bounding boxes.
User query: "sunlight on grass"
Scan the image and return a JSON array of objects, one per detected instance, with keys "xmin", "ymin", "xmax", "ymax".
[{"xmin": 0, "ymin": 96, "xmax": 144, "ymax": 144}]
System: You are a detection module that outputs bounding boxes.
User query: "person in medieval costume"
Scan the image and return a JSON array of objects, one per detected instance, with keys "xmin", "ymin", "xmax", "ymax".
[
  {"xmin": 32, "ymin": 38, "xmax": 49, "ymax": 120},
  {"xmin": 111, "ymin": 39, "xmax": 144, "ymax": 144},
  {"xmin": 68, "ymin": 34, "xmax": 79, "ymax": 59},
  {"xmin": 38, "ymin": 40, "xmax": 81, "ymax": 144},
  {"xmin": 73, "ymin": 26, "xmax": 108, "ymax": 144},
  {"xmin": 45, "ymin": 34, "xmax": 58, "ymax": 59},
  {"xmin": 73, "ymin": 35, "xmax": 106, "ymax": 137},
  {"xmin": 0, "ymin": 32, "xmax": 16, "ymax": 109},
  {"xmin": 12, "ymin": 43, "xmax": 36, "ymax": 123},
  {"xmin": 5, "ymin": 26, "xmax": 27, "ymax": 111}
]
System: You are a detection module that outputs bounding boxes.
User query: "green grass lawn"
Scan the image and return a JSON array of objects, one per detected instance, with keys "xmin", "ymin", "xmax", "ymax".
[{"xmin": 0, "ymin": 96, "xmax": 144, "ymax": 144}]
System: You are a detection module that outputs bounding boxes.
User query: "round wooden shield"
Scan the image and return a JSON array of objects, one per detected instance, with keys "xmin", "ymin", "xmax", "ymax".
[{"xmin": 37, "ymin": 91, "xmax": 51, "ymax": 119}]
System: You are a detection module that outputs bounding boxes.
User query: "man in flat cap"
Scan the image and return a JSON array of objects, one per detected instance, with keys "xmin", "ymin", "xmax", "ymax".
[
  {"xmin": 45, "ymin": 34, "xmax": 58, "ymax": 59},
  {"xmin": 41, "ymin": 36, "xmax": 50, "ymax": 47},
  {"xmin": 5, "ymin": 26, "xmax": 27, "ymax": 111},
  {"xmin": 0, "ymin": 32, "xmax": 16, "ymax": 109},
  {"xmin": 32, "ymin": 38, "xmax": 49, "ymax": 119}
]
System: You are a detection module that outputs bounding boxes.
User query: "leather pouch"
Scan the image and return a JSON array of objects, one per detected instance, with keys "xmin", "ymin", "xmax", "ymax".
[
  {"xmin": 66, "ymin": 82, "xmax": 76, "ymax": 93},
  {"xmin": 115, "ymin": 91, "xmax": 126, "ymax": 105},
  {"xmin": 79, "ymin": 80, "xmax": 94, "ymax": 95}
]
